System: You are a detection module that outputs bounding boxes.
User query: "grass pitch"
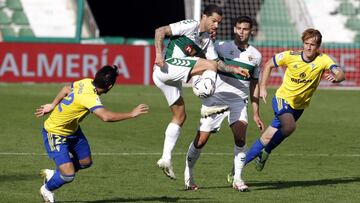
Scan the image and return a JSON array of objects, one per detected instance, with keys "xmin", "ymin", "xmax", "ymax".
[{"xmin": 0, "ymin": 83, "xmax": 359, "ymax": 202}]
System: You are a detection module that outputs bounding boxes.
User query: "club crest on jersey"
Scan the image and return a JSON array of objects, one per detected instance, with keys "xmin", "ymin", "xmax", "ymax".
[
  {"xmin": 184, "ymin": 45, "xmax": 197, "ymax": 56},
  {"xmin": 311, "ymin": 63, "xmax": 315, "ymax": 69}
]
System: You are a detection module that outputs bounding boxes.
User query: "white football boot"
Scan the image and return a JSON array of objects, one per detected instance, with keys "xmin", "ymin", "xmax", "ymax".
[
  {"xmin": 40, "ymin": 169, "xmax": 55, "ymax": 184},
  {"xmin": 201, "ymin": 105, "xmax": 229, "ymax": 117},
  {"xmin": 232, "ymin": 180, "xmax": 249, "ymax": 192},
  {"xmin": 157, "ymin": 158, "xmax": 176, "ymax": 179},
  {"xmin": 184, "ymin": 166, "xmax": 198, "ymax": 191},
  {"xmin": 40, "ymin": 185, "xmax": 54, "ymax": 203}
]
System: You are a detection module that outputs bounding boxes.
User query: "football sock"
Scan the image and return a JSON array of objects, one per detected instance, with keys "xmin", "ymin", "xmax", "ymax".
[
  {"xmin": 161, "ymin": 122, "xmax": 181, "ymax": 161},
  {"xmin": 233, "ymin": 145, "xmax": 246, "ymax": 182},
  {"xmin": 264, "ymin": 129, "xmax": 285, "ymax": 154},
  {"xmin": 186, "ymin": 142, "xmax": 201, "ymax": 169},
  {"xmin": 245, "ymin": 139, "xmax": 265, "ymax": 165},
  {"xmin": 46, "ymin": 169, "xmax": 74, "ymax": 191},
  {"xmin": 202, "ymin": 70, "xmax": 217, "ymax": 83}
]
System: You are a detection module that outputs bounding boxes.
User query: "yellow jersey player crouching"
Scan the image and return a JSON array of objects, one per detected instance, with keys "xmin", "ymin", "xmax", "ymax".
[
  {"xmin": 244, "ymin": 28, "xmax": 345, "ymax": 171},
  {"xmin": 35, "ymin": 65, "xmax": 149, "ymax": 203}
]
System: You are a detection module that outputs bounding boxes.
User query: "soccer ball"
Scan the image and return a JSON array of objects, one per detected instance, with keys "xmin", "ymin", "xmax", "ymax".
[{"xmin": 192, "ymin": 76, "xmax": 215, "ymax": 98}]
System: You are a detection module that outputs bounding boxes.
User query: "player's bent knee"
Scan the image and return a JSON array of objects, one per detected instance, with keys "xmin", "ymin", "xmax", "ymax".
[
  {"xmin": 80, "ymin": 161, "xmax": 93, "ymax": 169},
  {"xmin": 61, "ymin": 173, "xmax": 75, "ymax": 183}
]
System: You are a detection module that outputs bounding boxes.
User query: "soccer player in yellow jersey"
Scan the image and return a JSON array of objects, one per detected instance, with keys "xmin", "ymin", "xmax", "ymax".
[
  {"xmin": 35, "ymin": 65, "xmax": 149, "ymax": 203},
  {"xmin": 245, "ymin": 28, "xmax": 345, "ymax": 171}
]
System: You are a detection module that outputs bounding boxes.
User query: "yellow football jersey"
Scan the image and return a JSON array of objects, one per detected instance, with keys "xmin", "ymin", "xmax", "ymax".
[
  {"xmin": 44, "ymin": 78, "xmax": 103, "ymax": 136},
  {"xmin": 273, "ymin": 50, "xmax": 337, "ymax": 109}
]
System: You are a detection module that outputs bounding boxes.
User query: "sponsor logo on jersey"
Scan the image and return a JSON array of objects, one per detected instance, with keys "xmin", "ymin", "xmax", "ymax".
[
  {"xmin": 290, "ymin": 77, "xmax": 312, "ymax": 84},
  {"xmin": 299, "ymin": 72, "xmax": 306, "ymax": 78},
  {"xmin": 184, "ymin": 45, "xmax": 197, "ymax": 56}
]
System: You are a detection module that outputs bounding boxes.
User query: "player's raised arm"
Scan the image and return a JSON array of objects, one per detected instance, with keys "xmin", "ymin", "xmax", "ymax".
[
  {"xmin": 92, "ymin": 104, "xmax": 149, "ymax": 122},
  {"xmin": 259, "ymin": 57, "xmax": 276, "ymax": 104},
  {"xmin": 154, "ymin": 25, "xmax": 172, "ymax": 67},
  {"xmin": 35, "ymin": 85, "xmax": 72, "ymax": 117}
]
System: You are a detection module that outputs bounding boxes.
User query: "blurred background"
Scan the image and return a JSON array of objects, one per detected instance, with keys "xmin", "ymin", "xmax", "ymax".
[{"xmin": 0, "ymin": 0, "xmax": 359, "ymax": 87}]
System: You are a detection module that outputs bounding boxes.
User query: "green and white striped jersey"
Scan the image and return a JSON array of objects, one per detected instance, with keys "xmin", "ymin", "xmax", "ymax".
[
  {"xmin": 165, "ymin": 19, "xmax": 218, "ymax": 60},
  {"xmin": 214, "ymin": 40, "xmax": 262, "ymax": 99}
]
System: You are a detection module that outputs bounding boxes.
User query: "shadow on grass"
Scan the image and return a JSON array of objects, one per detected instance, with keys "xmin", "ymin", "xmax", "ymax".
[
  {"xmin": 195, "ymin": 176, "xmax": 360, "ymax": 191},
  {"xmin": 0, "ymin": 173, "xmax": 37, "ymax": 182},
  {"xmin": 59, "ymin": 196, "xmax": 210, "ymax": 202},
  {"xmin": 250, "ymin": 176, "xmax": 360, "ymax": 190}
]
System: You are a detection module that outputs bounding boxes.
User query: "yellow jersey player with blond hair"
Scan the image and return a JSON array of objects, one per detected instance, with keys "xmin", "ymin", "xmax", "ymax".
[{"xmin": 245, "ymin": 28, "xmax": 345, "ymax": 172}]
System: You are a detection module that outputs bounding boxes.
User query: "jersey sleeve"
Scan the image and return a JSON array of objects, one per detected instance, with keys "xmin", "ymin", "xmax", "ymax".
[
  {"xmin": 252, "ymin": 54, "xmax": 262, "ymax": 80},
  {"xmin": 322, "ymin": 53, "xmax": 338, "ymax": 71},
  {"xmin": 80, "ymin": 94, "xmax": 103, "ymax": 112},
  {"xmin": 273, "ymin": 51, "xmax": 289, "ymax": 67},
  {"xmin": 169, "ymin": 19, "xmax": 198, "ymax": 36}
]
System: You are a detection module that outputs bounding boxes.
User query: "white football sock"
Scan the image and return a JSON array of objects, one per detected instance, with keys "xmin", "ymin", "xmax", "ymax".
[
  {"xmin": 186, "ymin": 142, "xmax": 201, "ymax": 169},
  {"xmin": 202, "ymin": 70, "xmax": 217, "ymax": 83},
  {"xmin": 161, "ymin": 123, "xmax": 181, "ymax": 161},
  {"xmin": 233, "ymin": 144, "xmax": 247, "ymax": 182}
]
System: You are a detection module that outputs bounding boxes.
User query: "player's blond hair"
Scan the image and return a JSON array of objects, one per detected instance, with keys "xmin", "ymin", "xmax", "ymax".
[{"xmin": 302, "ymin": 28, "xmax": 322, "ymax": 46}]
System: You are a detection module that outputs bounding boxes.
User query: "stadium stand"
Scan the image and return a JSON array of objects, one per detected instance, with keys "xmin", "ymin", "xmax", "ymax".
[
  {"xmin": 199, "ymin": 0, "xmax": 360, "ymax": 43},
  {"xmin": 257, "ymin": 0, "xmax": 299, "ymax": 42},
  {"xmin": 0, "ymin": 0, "xmax": 98, "ymax": 39}
]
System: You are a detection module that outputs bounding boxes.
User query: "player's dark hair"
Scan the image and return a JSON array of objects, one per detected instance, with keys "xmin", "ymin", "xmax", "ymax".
[
  {"xmin": 233, "ymin": 15, "xmax": 254, "ymax": 28},
  {"xmin": 93, "ymin": 65, "xmax": 119, "ymax": 89},
  {"xmin": 302, "ymin": 28, "xmax": 322, "ymax": 46},
  {"xmin": 203, "ymin": 4, "xmax": 222, "ymax": 16}
]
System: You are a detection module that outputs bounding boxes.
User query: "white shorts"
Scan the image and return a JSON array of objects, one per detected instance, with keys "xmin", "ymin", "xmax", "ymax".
[
  {"xmin": 152, "ymin": 57, "xmax": 198, "ymax": 106},
  {"xmin": 199, "ymin": 92, "xmax": 248, "ymax": 132}
]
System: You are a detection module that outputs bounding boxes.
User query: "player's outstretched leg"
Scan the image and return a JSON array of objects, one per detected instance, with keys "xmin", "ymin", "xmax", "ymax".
[{"xmin": 255, "ymin": 149, "xmax": 269, "ymax": 171}]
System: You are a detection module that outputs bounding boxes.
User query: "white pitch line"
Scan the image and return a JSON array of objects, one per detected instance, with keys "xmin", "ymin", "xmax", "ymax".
[{"xmin": 0, "ymin": 152, "xmax": 359, "ymax": 157}]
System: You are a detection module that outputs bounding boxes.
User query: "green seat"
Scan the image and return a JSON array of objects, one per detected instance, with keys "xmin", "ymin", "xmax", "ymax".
[
  {"xmin": 355, "ymin": 32, "xmax": 360, "ymax": 43},
  {"xmin": 0, "ymin": 10, "xmax": 11, "ymax": 25},
  {"xmin": 345, "ymin": 17, "xmax": 360, "ymax": 31},
  {"xmin": 0, "ymin": 2, "xmax": 6, "ymax": 9},
  {"xmin": 12, "ymin": 10, "xmax": 29, "ymax": 25},
  {"xmin": 1, "ymin": 26, "xmax": 16, "ymax": 36},
  {"xmin": 19, "ymin": 27, "xmax": 35, "ymax": 37},
  {"xmin": 338, "ymin": 0, "xmax": 357, "ymax": 16},
  {"xmin": 6, "ymin": 0, "xmax": 22, "ymax": 10},
  {"xmin": 257, "ymin": 0, "xmax": 299, "ymax": 42}
]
